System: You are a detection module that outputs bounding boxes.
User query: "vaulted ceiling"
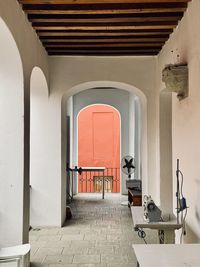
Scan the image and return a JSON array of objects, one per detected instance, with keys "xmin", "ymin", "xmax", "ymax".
[{"xmin": 18, "ymin": 0, "xmax": 191, "ymax": 56}]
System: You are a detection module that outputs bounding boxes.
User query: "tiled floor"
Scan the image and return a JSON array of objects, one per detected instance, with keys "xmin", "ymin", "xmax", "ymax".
[{"xmin": 30, "ymin": 193, "xmax": 158, "ymax": 267}]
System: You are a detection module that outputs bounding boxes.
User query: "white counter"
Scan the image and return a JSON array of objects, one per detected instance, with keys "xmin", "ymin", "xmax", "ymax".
[{"xmin": 133, "ymin": 244, "xmax": 200, "ymax": 267}]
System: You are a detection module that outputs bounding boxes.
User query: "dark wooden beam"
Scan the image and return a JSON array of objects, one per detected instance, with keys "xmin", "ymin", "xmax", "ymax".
[
  {"xmin": 22, "ymin": 7, "xmax": 188, "ymax": 15},
  {"xmin": 37, "ymin": 30, "xmax": 172, "ymax": 36},
  {"xmin": 21, "ymin": 2, "xmax": 189, "ymax": 15},
  {"xmin": 28, "ymin": 11, "xmax": 184, "ymax": 18},
  {"xmin": 32, "ymin": 20, "xmax": 179, "ymax": 26},
  {"xmin": 38, "ymin": 31, "xmax": 171, "ymax": 36},
  {"xmin": 41, "ymin": 37, "xmax": 167, "ymax": 43},
  {"xmin": 44, "ymin": 42, "xmax": 164, "ymax": 47},
  {"xmin": 19, "ymin": 0, "xmax": 191, "ymax": 4},
  {"xmin": 47, "ymin": 45, "xmax": 159, "ymax": 49},
  {"xmin": 17, "ymin": 0, "xmax": 190, "ymax": 56},
  {"xmin": 48, "ymin": 51, "xmax": 158, "ymax": 55},
  {"xmin": 47, "ymin": 49, "xmax": 159, "ymax": 54},
  {"xmin": 32, "ymin": 20, "xmax": 178, "ymax": 27},
  {"xmin": 34, "ymin": 24, "xmax": 176, "ymax": 30},
  {"xmin": 29, "ymin": 16, "xmax": 182, "ymax": 23}
]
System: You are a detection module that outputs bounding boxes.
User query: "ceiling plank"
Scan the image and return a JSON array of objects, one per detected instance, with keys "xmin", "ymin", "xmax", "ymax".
[
  {"xmin": 34, "ymin": 25, "xmax": 176, "ymax": 30},
  {"xmin": 19, "ymin": 0, "xmax": 191, "ymax": 4},
  {"xmin": 32, "ymin": 21, "xmax": 179, "ymax": 26},
  {"xmin": 37, "ymin": 30, "xmax": 172, "ymax": 36},
  {"xmin": 17, "ymin": 0, "xmax": 190, "ymax": 56},
  {"xmin": 29, "ymin": 16, "xmax": 182, "ymax": 23},
  {"xmin": 44, "ymin": 42, "xmax": 164, "ymax": 47},
  {"xmin": 23, "ymin": 7, "xmax": 187, "ymax": 15},
  {"xmin": 47, "ymin": 45, "xmax": 159, "ymax": 49},
  {"xmin": 48, "ymin": 51, "xmax": 158, "ymax": 55},
  {"xmin": 41, "ymin": 37, "xmax": 167, "ymax": 42},
  {"xmin": 28, "ymin": 11, "xmax": 184, "ymax": 18},
  {"xmin": 47, "ymin": 49, "xmax": 159, "ymax": 54}
]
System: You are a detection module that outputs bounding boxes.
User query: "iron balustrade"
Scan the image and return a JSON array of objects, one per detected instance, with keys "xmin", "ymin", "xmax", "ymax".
[
  {"xmin": 66, "ymin": 166, "xmax": 120, "ymax": 202},
  {"xmin": 78, "ymin": 167, "xmax": 120, "ymax": 194},
  {"xmin": 67, "ymin": 166, "xmax": 105, "ymax": 200}
]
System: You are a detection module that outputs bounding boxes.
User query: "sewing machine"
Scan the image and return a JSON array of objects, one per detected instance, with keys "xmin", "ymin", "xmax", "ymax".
[{"xmin": 143, "ymin": 195, "xmax": 162, "ymax": 222}]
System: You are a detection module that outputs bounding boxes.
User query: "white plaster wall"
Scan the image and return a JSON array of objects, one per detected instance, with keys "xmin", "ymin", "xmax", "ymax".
[
  {"xmin": 0, "ymin": 0, "xmax": 161, "ymax": 231},
  {"xmin": 30, "ymin": 67, "xmax": 60, "ymax": 227},
  {"xmin": 72, "ymin": 88, "xmax": 130, "ymax": 194},
  {"xmin": 129, "ymin": 94, "xmax": 136, "ymax": 161},
  {"xmin": 0, "ymin": 1, "xmax": 159, "ymax": 230},
  {"xmin": 0, "ymin": 0, "xmax": 48, "ymax": 81},
  {"xmin": 0, "ymin": 17, "xmax": 24, "ymax": 246},
  {"xmin": 135, "ymin": 97, "xmax": 142, "ymax": 181},
  {"xmin": 66, "ymin": 96, "xmax": 74, "ymax": 168},
  {"xmin": 0, "ymin": 0, "xmax": 49, "ymax": 242},
  {"xmin": 157, "ymin": 0, "xmax": 200, "ymax": 242},
  {"xmin": 129, "ymin": 95, "xmax": 143, "ymax": 182},
  {"xmin": 159, "ymin": 92, "xmax": 173, "ymax": 213},
  {"xmin": 49, "ymin": 56, "xmax": 159, "ymax": 225},
  {"xmin": 65, "ymin": 97, "xmax": 74, "ymax": 202}
]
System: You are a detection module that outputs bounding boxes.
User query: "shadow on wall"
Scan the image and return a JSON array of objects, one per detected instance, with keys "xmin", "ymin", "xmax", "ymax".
[
  {"xmin": 184, "ymin": 224, "xmax": 200, "ymax": 244},
  {"xmin": 195, "ymin": 179, "xmax": 200, "ymax": 226},
  {"xmin": 183, "ymin": 179, "xmax": 200, "ymax": 243}
]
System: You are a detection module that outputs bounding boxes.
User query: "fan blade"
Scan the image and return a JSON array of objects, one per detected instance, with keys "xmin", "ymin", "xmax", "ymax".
[{"xmin": 125, "ymin": 158, "xmax": 129, "ymax": 164}]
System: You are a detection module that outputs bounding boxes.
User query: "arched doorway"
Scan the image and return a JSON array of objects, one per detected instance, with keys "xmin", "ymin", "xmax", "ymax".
[
  {"xmin": 60, "ymin": 81, "xmax": 147, "ymax": 225},
  {"xmin": 0, "ymin": 17, "xmax": 24, "ymax": 246},
  {"xmin": 78, "ymin": 104, "xmax": 120, "ymax": 193}
]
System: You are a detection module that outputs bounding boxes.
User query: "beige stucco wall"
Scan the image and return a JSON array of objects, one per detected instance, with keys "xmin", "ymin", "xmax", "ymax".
[{"xmin": 158, "ymin": 0, "xmax": 200, "ymax": 242}]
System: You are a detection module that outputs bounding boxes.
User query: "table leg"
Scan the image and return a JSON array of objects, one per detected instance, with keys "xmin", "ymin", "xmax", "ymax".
[{"xmin": 158, "ymin": 229, "xmax": 175, "ymax": 244}]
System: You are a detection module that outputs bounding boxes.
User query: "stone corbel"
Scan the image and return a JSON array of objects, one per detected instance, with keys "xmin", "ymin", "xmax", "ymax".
[{"xmin": 162, "ymin": 64, "xmax": 188, "ymax": 100}]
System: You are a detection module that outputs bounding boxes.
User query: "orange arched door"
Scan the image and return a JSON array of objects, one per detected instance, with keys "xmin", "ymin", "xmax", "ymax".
[{"xmin": 78, "ymin": 104, "xmax": 120, "ymax": 193}]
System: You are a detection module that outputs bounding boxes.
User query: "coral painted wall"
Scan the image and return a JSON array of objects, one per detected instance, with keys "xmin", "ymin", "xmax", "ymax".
[{"xmin": 78, "ymin": 105, "xmax": 120, "ymax": 193}]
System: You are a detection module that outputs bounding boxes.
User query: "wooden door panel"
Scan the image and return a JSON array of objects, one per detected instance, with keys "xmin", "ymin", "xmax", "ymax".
[{"xmin": 78, "ymin": 105, "xmax": 120, "ymax": 193}]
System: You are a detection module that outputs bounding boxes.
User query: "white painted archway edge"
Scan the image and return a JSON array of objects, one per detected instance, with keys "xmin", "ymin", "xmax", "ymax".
[
  {"xmin": 30, "ymin": 66, "xmax": 51, "ymax": 227},
  {"xmin": 62, "ymin": 80, "xmax": 148, "ymax": 198}
]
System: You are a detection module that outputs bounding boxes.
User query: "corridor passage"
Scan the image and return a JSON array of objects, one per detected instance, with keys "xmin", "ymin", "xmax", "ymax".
[{"xmin": 30, "ymin": 194, "xmax": 157, "ymax": 267}]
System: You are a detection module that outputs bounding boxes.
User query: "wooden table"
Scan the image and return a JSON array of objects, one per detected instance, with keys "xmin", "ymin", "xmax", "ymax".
[
  {"xmin": 133, "ymin": 244, "xmax": 200, "ymax": 267},
  {"xmin": 128, "ymin": 189, "xmax": 142, "ymax": 207},
  {"xmin": 131, "ymin": 207, "xmax": 182, "ymax": 243}
]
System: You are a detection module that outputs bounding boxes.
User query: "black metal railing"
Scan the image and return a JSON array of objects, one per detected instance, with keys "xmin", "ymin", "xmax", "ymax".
[
  {"xmin": 78, "ymin": 167, "xmax": 120, "ymax": 194},
  {"xmin": 66, "ymin": 166, "xmax": 120, "ymax": 202}
]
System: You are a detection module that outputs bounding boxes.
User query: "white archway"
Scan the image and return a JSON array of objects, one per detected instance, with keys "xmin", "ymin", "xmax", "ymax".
[
  {"xmin": 61, "ymin": 81, "xmax": 148, "ymax": 224},
  {"xmin": 0, "ymin": 17, "xmax": 24, "ymax": 246},
  {"xmin": 30, "ymin": 66, "xmax": 53, "ymax": 227},
  {"xmin": 29, "ymin": 79, "xmax": 148, "ymax": 227}
]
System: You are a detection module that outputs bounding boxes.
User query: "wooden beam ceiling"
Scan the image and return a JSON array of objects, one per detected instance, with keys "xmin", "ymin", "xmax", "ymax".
[
  {"xmin": 18, "ymin": 0, "xmax": 191, "ymax": 56},
  {"xmin": 18, "ymin": 0, "xmax": 191, "ymax": 4}
]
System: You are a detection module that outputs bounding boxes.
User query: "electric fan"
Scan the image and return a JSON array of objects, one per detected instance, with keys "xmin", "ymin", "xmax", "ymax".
[{"xmin": 121, "ymin": 155, "xmax": 135, "ymax": 179}]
